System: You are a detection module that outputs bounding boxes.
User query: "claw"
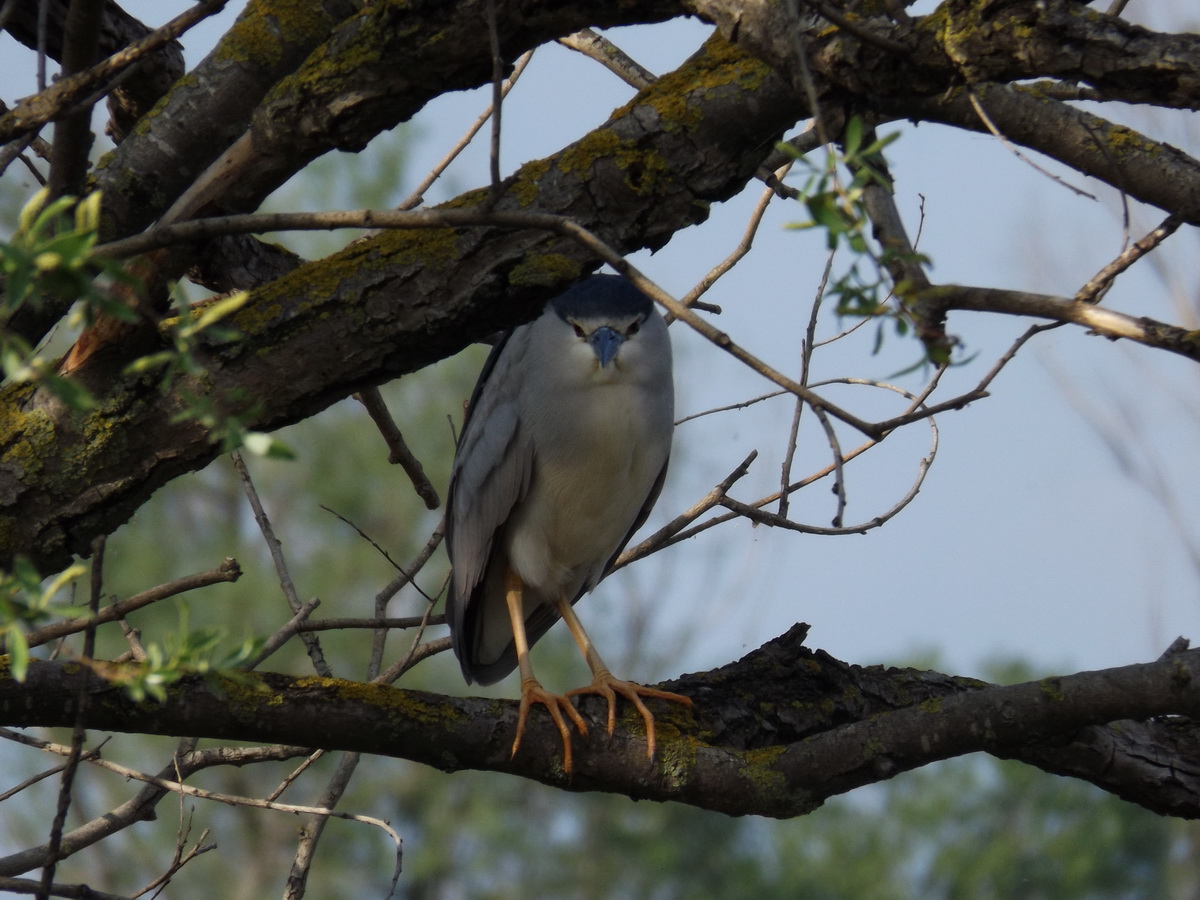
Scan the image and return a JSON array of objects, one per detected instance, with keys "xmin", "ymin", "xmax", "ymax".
[
  {"xmin": 567, "ymin": 673, "xmax": 691, "ymax": 759},
  {"xmin": 512, "ymin": 677, "xmax": 589, "ymax": 773}
]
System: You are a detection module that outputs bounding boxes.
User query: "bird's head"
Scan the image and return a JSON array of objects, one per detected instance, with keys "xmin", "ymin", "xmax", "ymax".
[{"xmin": 550, "ymin": 275, "xmax": 668, "ymax": 381}]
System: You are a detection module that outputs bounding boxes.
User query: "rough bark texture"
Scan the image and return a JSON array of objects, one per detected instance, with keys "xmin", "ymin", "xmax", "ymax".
[{"xmin": 3, "ymin": 626, "xmax": 1199, "ymax": 822}]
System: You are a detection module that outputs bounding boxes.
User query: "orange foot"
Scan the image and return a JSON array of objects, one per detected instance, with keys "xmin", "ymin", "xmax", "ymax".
[
  {"xmin": 567, "ymin": 671, "xmax": 692, "ymax": 760},
  {"xmin": 513, "ymin": 677, "xmax": 589, "ymax": 773}
]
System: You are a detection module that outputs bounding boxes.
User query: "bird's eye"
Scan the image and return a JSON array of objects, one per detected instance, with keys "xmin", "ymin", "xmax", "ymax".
[
  {"xmin": 571, "ymin": 322, "xmax": 586, "ymax": 339},
  {"xmin": 627, "ymin": 320, "xmax": 641, "ymax": 336}
]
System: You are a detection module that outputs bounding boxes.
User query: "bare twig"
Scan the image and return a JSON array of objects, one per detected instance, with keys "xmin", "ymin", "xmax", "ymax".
[
  {"xmin": 677, "ymin": 162, "xmax": 794, "ymax": 315},
  {"xmin": 284, "ymin": 752, "xmax": 378, "ymax": 900},
  {"xmin": 294, "ymin": 615, "xmax": 447, "ymax": 632},
  {"xmin": 397, "ymin": 52, "xmax": 533, "ymax": 210},
  {"xmin": 484, "ymin": 0, "xmax": 504, "ymax": 204},
  {"xmin": 242, "ymin": 597, "xmax": 322, "ymax": 671},
  {"xmin": 0, "ymin": 730, "xmax": 395, "ymax": 875},
  {"xmin": 0, "ymin": 0, "xmax": 228, "ymax": 144},
  {"xmin": 615, "ymin": 451, "xmax": 759, "ymax": 570},
  {"xmin": 38, "ymin": 536, "xmax": 104, "ymax": 900},
  {"xmin": 320, "ymin": 506, "xmax": 439, "ymax": 605},
  {"xmin": 91, "ymin": 755, "xmax": 400, "ymax": 859},
  {"xmin": 232, "ymin": 451, "xmax": 332, "ymax": 677},
  {"xmin": 266, "ymin": 751, "xmax": 326, "ymax": 803},
  {"xmin": 375, "ymin": 636, "xmax": 452, "ymax": 685},
  {"xmin": 557, "ymin": 29, "xmax": 656, "ymax": 89},
  {"xmin": 26, "ymin": 559, "xmax": 242, "ymax": 649},
  {"xmin": 811, "ymin": 404, "xmax": 848, "ymax": 528},
  {"xmin": 652, "ymin": 377, "xmax": 943, "ymax": 551},
  {"xmin": 0, "ymin": 736, "xmax": 317, "ymax": 877},
  {"xmin": 132, "ymin": 802, "xmax": 214, "ymax": 900},
  {"xmin": 374, "ymin": 589, "xmax": 443, "ymax": 684},
  {"xmin": 794, "ymin": 0, "xmax": 911, "ymax": 54},
  {"xmin": 355, "ymin": 388, "xmax": 440, "ymax": 509},
  {"xmin": 0, "ymin": 131, "xmax": 41, "ymax": 180},
  {"xmin": 1075, "ymin": 213, "xmax": 1183, "ymax": 304},
  {"xmin": 0, "ymin": 739, "xmax": 106, "ymax": 803},
  {"xmin": 967, "ymin": 88, "xmax": 1097, "ymax": 200},
  {"xmin": 780, "ymin": 249, "xmax": 834, "ymax": 518},
  {"xmin": 674, "ymin": 391, "xmax": 787, "ymax": 425}
]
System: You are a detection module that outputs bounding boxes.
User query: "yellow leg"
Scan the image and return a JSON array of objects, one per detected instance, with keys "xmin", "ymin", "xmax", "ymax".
[
  {"xmin": 556, "ymin": 595, "xmax": 692, "ymax": 761},
  {"xmin": 505, "ymin": 571, "xmax": 588, "ymax": 773}
]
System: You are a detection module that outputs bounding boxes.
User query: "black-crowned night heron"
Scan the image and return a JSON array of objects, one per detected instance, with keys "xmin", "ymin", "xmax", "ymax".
[{"xmin": 446, "ymin": 274, "xmax": 691, "ymax": 772}]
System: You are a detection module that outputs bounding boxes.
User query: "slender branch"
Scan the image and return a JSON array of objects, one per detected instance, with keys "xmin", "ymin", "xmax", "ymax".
[
  {"xmin": 966, "ymin": 88, "xmax": 1097, "ymax": 200},
  {"xmin": 294, "ymin": 615, "xmax": 447, "ymax": 632},
  {"xmin": 675, "ymin": 392, "xmax": 786, "ymax": 425},
  {"xmin": 0, "ymin": 876, "xmax": 130, "ymax": 900},
  {"xmin": 131, "ymin": 819, "xmax": 214, "ymax": 900},
  {"xmin": 557, "ymin": 28, "xmax": 656, "ymax": 89},
  {"xmin": 242, "ymin": 598, "xmax": 322, "ymax": 671},
  {"xmin": 780, "ymin": 249, "xmax": 833, "ymax": 518},
  {"xmin": 375, "ymin": 636, "xmax": 452, "ymax": 685},
  {"xmin": 266, "ymin": 751, "xmax": 326, "ymax": 803},
  {"xmin": 484, "ymin": 0, "xmax": 504, "ymax": 204},
  {"xmin": 26, "ymin": 560, "xmax": 242, "ymax": 649},
  {"xmin": 319, "ymin": 506, "xmax": 439, "ymax": 604},
  {"xmin": 355, "ymin": 388, "xmax": 440, "ymax": 510},
  {"xmin": 373, "ymin": 593, "xmax": 444, "ymax": 684},
  {"xmin": 1075, "ymin": 213, "xmax": 1183, "ymax": 304},
  {"xmin": 678, "ymin": 161, "xmax": 793, "ymax": 314},
  {"xmin": 794, "ymin": 0, "xmax": 911, "ymax": 54},
  {"xmin": 284, "ymin": 752, "xmax": 377, "ymax": 900},
  {"xmin": 39, "ymin": 536, "xmax": 104, "ymax": 900},
  {"xmin": 614, "ymin": 451, "xmax": 758, "ymax": 570},
  {"xmin": 922, "ymin": 284, "xmax": 1200, "ymax": 365},
  {"xmin": 0, "ymin": 0, "xmax": 228, "ymax": 144},
  {"xmin": 397, "ymin": 51, "xmax": 534, "ymax": 210},
  {"xmin": 232, "ymin": 452, "xmax": 332, "ymax": 678}
]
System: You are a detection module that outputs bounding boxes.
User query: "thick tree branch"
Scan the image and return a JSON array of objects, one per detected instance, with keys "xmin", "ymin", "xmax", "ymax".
[
  {"xmin": 3, "ymin": 626, "xmax": 1199, "ymax": 819},
  {"xmin": 0, "ymin": 35, "xmax": 804, "ymax": 573}
]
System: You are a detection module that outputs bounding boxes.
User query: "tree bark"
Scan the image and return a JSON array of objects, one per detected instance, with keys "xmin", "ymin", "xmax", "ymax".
[{"xmin": 2, "ymin": 625, "xmax": 1198, "ymax": 822}]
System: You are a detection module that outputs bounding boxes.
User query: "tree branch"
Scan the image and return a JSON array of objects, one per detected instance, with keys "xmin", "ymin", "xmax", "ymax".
[
  {"xmin": 3, "ymin": 626, "xmax": 1199, "ymax": 819},
  {"xmin": 0, "ymin": 34, "xmax": 804, "ymax": 573}
]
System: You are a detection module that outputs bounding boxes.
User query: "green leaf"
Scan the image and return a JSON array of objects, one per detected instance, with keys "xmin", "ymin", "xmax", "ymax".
[
  {"xmin": 7, "ymin": 627, "xmax": 29, "ymax": 682},
  {"xmin": 843, "ymin": 116, "xmax": 864, "ymax": 158},
  {"xmin": 241, "ymin": 430, "xmax": 296, "ymax": 460},
  {"xmin": 179, "ymin": 291, "xmax": 250, "ymax": 337},
  {"xmin": 124, "ymin": 351, "xmax": 177, "ymax": 375},
  {"xmin": 16, "ymin": 188, "xmax": 50, "ymax": 234},
  {"xmin": 38, "ymin": 370, "xmax": 97, "ymax": 411},
  {"xmin": 75, "ymin": 190, "xmax": 102, "ymax": 234}
]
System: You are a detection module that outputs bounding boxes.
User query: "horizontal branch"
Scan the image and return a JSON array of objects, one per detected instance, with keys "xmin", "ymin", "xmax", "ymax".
[
  {"xmin": 25, "ymin": 559, "xmax": 242, "ymax": 649},
  {"xmin": 3, "ymin": 627, "xmax": 1199, "ymax": 819},
  {"xmin": 923, "ymin": 284, "xmax": 1200, "ymax": 364}
]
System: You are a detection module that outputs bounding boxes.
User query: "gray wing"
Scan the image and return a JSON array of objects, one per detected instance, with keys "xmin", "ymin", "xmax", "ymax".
[{"xmin": 445, "ymin": 328, "xmax": 535, "ymax": 681}]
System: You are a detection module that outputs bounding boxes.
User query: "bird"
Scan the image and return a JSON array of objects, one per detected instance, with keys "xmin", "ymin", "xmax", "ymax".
[{"xmin": 445, "ymin": 274, "xmax": 691, "ymax": 772}]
